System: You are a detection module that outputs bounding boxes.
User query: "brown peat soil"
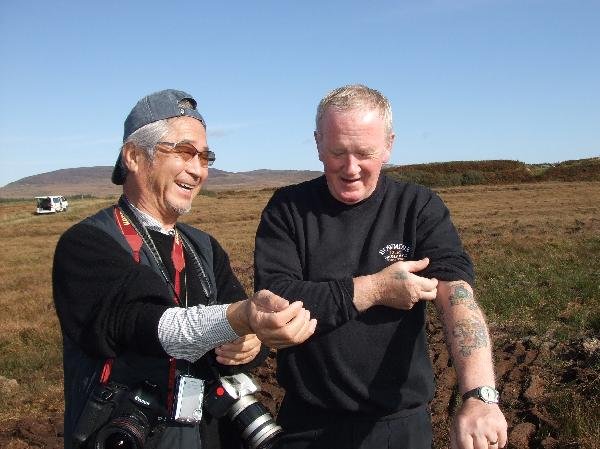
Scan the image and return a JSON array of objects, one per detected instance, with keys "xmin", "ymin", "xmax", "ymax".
[{"xmin": 0, "ymin": 181, "xmax": 598, "ymax": 449}]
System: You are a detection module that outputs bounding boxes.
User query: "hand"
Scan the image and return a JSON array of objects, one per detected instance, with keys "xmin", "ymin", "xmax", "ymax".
[
  {"xmin": 450, "ymin": 399, "xmax": 508, "ymax": 449},
  {"xmin": 374, "ymin": 257, "xmax": 438, "ymax": 310},
  {"xmin": 247, "ymin": 290, "xmax": 317, "ymax": 349},
  {"xmin": 215, "ymin": 334, "xmax": 261, "ymax": 365}
]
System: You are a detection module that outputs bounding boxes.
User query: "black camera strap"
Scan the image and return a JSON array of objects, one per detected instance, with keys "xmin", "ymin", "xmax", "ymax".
[
  {"xmin": 117, "ymin": 197, "xmax": 182, "ymax": 303},
  {"xmin": 177, "ymin": 231, "xmax": 214, "ymax": 304}
]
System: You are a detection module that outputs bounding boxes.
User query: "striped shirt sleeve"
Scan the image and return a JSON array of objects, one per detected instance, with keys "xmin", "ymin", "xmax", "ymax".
[{"xmin": 157, "ymin": 304, "xmax": 240, "ymax": 362}]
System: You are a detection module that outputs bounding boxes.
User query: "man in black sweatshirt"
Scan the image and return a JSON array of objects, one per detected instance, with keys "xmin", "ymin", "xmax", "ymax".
[{"xmin": 254, "ymin": 84, "xmax": 508, "ymax": 449}]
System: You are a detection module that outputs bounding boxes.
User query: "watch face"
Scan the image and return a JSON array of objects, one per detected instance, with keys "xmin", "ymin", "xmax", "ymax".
[{"xmin": 480, "ymin": 386, "xmax": 499, "ymax": 403}]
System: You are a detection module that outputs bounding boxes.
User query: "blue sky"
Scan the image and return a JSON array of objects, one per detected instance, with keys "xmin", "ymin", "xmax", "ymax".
[{"xmin": 1, "ymin": 0, "xmax": 598, "ymax": 187}]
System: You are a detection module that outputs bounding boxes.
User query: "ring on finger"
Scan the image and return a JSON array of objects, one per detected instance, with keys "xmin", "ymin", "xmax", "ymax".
[{"xmin": 489, "ymin": 441, "xmax": 498, "ymax": 446}]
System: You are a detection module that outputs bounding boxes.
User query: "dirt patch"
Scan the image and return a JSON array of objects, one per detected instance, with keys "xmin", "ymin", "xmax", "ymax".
[{"xmin": 1, "ymin": 320, "xmax": 597, "ymax": 449}]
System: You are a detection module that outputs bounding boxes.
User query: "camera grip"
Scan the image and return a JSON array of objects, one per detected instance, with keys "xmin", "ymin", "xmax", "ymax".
[{"xmin": 71, "ymin": 383, "xmax": 127, "ymax": 448}]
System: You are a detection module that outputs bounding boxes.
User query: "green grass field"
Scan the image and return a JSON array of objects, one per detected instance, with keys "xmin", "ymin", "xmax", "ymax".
[{"xmin": 0, "ymin": 181, "xmax": 598, "ymax": 448}]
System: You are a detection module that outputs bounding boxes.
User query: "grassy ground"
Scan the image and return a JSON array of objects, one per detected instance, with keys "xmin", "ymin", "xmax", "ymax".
[
  {"xmin": 437, "ymin": 182, "xmax": 600, "ymax": 447},
  {"xmin": 0, "ymin": 182, "xmax": 598, "ymax": 447},
  {"xmin": 439, "ymin": 182, "xmax": 600, "ymax": 339}
]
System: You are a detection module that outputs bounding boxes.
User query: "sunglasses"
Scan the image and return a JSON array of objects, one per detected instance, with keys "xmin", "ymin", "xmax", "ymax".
[{"xmin": 155, "ymin": 141, "xmax": 216, "ymax": 166}]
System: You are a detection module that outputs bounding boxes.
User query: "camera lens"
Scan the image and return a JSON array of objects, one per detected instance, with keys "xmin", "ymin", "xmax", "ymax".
[
  {"xmin": 103, "ymin": 432, "xmax": 136, "ymax": 449},
  {"xmin": 95, "ymin": 417, "xmax": 147, "ymax": 449},
  {"xmin": 228, "ymin": 395, "xmax": 283, "ymax": 449}
]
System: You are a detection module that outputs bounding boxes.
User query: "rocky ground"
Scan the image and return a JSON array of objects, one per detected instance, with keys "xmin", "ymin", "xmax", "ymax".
[{"xmin": 1, "ymin": 319, "xmax": 598, "ymax": 449}]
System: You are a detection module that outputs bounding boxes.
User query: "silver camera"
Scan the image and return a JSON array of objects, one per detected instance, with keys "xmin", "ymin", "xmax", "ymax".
[{"xmin": 172, "ymin": 375, "xmax": 205, "ymax": 423}]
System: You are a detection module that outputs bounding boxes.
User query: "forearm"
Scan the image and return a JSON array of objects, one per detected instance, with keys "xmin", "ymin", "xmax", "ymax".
[
  {"xmin": 353, "ymin": 274, "xmax": 382, "ymax": 311},
  {"xmin": 435, "ymin": 280, "xmax": 496, "ymax": 393},
  {"xmin": 256, "ymin": 276, "xmax": 357, "ymax": 331},
  {"xmin": 225, "ymin": 300, "xmax": 253, "ymax": 336},
  {"xmin": 255, "ymin": 206, "xmax": 357, "ymax": 330},
  {"xmin": 158, "ymin": 304, "xmax": 241, "ymax": 362}
]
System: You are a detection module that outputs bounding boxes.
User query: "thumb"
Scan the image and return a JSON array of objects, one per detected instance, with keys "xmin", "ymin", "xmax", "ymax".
[
  {"xmin": 254, "ymin": 290, "xmax": 290, "ymax": 312},
  {"xmin": 406, "ymin": 257, "xmax": 430, "ymax": 273}
]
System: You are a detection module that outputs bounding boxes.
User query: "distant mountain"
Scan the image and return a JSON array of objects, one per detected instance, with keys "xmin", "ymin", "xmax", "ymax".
[
  {"xmin": 383, "ymin": 157, "xmax": 600, "ymax": 187},
  {"xmin": 2, "ymin": 157, "xmax": 597, "ymax": 199},
  {"xmin": 0, "ymin": 166, "xmax": 323, "ymax": 199}
]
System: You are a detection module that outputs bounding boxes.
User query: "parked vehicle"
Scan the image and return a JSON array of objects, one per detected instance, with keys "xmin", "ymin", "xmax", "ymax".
[{"xmin": 35, "ymin": 195, "xmax": 69, "ymax": 214}]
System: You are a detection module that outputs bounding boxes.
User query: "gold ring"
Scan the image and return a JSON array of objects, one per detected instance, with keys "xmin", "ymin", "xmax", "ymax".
[{"xmin": 489, "ymin": 442, "xmax": 498, "ymax": 446}]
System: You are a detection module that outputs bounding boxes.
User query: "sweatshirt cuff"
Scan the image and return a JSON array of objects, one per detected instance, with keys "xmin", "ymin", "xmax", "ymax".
[{"xmin": 339, "ymin": 277, "xmax": 359, "ymax": 320}]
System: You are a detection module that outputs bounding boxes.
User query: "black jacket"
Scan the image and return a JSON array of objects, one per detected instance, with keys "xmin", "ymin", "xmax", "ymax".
[{"xmin": 54, "ymin": 204, "xmax": 267, "ymax": 449}]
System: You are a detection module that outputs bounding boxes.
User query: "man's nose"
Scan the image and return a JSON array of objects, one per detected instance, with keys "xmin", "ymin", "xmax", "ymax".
[
  {"xmin": 342, "ymin": 154, "xmax": 360, "ymax": 176},
  {"xmin": 186, "ymin": 153, "xmax": 206, "ymax": 178}
]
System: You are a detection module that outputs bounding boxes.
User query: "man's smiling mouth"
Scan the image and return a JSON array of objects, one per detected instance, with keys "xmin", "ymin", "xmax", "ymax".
[{"xmin": 177, "ymin": 182, "xmax": 195, "ymax": 190}]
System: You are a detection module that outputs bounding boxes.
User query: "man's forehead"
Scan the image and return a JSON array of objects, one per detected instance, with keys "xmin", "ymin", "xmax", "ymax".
[
  {"xmin": 323, "ymin": 107, "xmax": 383, "ymax": 125},
  {"xmin": 321, "ymin": 109, "xmax": 385, "ymax": 133}
]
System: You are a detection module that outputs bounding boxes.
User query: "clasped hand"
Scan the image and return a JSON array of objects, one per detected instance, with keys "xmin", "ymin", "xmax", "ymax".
[
  {"xmin": 215, "ymin": 334, "xmax": 262, "ymax": 365},
  {"xmin": 247, "ymin": 290, "xmax": 317, "ymax": 349},
  {"xmin": 375, "ymin": 257, "xmax": 438, "ymax": 310}
]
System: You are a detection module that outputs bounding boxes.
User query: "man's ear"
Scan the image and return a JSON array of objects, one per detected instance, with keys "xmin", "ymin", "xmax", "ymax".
[
  {"xmin": 314, "ymin": 131, "xmax": 325, "ymax": 163},
  {"xmin": 382, "ymin": 132, "xmax": 395, "ymax": 164},
  {"xmin": 122, "ymin": 142, "xmax": 145, "ymax": 175}
]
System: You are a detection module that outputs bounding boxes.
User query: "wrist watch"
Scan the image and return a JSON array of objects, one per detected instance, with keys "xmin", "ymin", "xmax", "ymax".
[{"xmin": 462, "ymin": 386, "xmax": 499, "ymax": 404}]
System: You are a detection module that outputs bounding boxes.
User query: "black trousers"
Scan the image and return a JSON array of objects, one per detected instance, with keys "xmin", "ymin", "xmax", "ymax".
[{"xmin": 274, "ymin": 396, "xmax": 432, "ymax": 449}]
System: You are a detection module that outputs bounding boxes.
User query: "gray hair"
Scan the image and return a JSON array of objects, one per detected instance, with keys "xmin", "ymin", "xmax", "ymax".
[
  {"xmin": 124, "ymin": 120, "xmax": 169, "ymax": 157},
  {"xmin": 315, "ymin": 84, "xmax": 393, "ymax": 137},
  {"xmin": 118, "ymin": 98, "xmax": 197, "ymax": 180}
]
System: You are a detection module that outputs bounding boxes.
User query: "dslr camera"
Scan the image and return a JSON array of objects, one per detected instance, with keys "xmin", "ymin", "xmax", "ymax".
[
  {"xmin": 204, "ymin": 373, "xmax": 282, "ymax": 449},
  {"xmin": 72, "ymin": 381, "xmax": 164, "ymax": 449}
]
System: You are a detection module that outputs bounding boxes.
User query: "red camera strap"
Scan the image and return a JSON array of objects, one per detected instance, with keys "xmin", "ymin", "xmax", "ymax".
[
  {"xmin": 113, "ymin": 207, "xmax": 143, "ymax": 263},
  {"xmin": 171, "ymin": 231, "xmax": 185, "ymax": 304},
  {"xmin": 99, "ymin": 358, "xmax": 113, "ymax": 385},
  {"xmin": 167, "ymin": 231, "xmax": 185, "ymax": 413}
]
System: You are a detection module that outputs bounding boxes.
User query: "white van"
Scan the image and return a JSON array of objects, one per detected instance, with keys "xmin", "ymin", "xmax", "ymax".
[{"xmin": 35, "ymin": 196, "xmax": 69, "ymax": 214}]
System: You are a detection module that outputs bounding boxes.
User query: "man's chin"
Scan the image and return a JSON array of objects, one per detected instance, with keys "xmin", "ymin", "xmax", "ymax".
[
  {"xmin": 168, "ymin": 202, "xmax": 192, "ymax": 216},
  {"xmin": 336, "ymin": 191, "xmax": 365, "ymax": 205}
]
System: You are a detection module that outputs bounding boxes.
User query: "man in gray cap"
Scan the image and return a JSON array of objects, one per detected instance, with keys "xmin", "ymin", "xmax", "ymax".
[{"xmin": 53, "ymin": 89, "xmax": 316, "ymax": 449}]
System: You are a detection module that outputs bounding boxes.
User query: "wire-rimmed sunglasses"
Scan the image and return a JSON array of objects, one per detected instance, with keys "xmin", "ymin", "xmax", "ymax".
[{"xmin": 155, "ymin": 141, "xmax": 216, "ymax": 167}]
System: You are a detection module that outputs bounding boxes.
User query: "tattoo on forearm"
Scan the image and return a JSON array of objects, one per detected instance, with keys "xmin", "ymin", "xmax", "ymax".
[
  {"xmin": 452, "ymin": 316, "xmax": 489, "ymax": 357},
  {"xmin": 449, "ymin": 284, "xmax": 478, "ymax": 311},
  {"xmin": 393, "ymin": 270, "xmax": 408, "ymax": 280}
]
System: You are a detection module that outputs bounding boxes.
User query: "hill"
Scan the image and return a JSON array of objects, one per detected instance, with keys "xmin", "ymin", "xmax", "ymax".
[
  {"xmin": 1, "ymin": 157, "xmax": 598, "ymax": 199},
  {"xmin": 383, "ymin": 157, "xmax": 600, "ymax": 187},
  {"xmin": 0, "ymin": 167, "xmax": 323, "ymax": 199}
]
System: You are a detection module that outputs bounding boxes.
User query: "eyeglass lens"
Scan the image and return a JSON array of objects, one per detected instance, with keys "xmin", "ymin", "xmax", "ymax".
[{"xmin": 171, "ymin": 143, "xmax": 215, "ymax": 166}]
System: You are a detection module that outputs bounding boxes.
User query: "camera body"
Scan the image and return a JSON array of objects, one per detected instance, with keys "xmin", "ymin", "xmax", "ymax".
[
  {"xmin": 204, "ymin": 373, "xmax": 282, "ymax": 449},
  {"xmin": 72, "ymin": 381, "xmax": 164, "ymax": 449},
  {"xmin": 73, "ymin": 374, "xmax": 280, "ymax": 449}
]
